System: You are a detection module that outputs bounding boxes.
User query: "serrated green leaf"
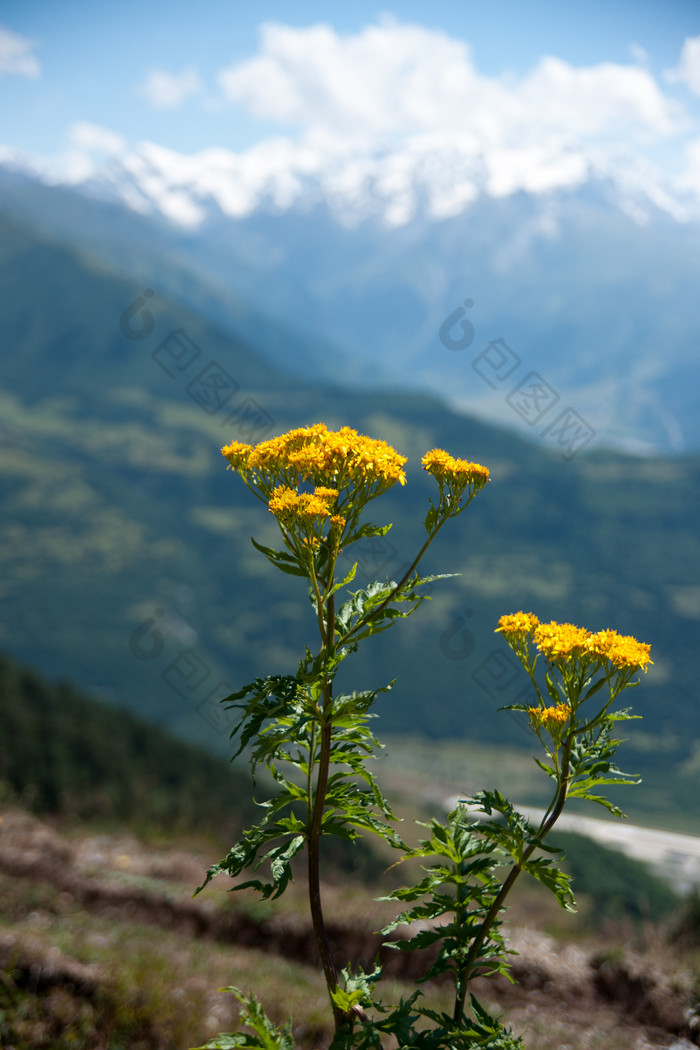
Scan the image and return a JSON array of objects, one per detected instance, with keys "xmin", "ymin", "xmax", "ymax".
[
  {"xmin": 521, "ymin": 855, "xmax": 576, "ymax": 911},
  {"xmin": 330, "ymin": 987, "xmax": 364, "ymax": 1012},
  {"xmin": 250, "ymin": 536, "xmax": 307, "ymax": 577},
  {"xmin": 194, "ymin": 988, "xmax": 295, "ymax": 1050},
  {"xmin": 544, "ymin": 672, "xmax": 561, "ymax": 705},
  {"xmin": 582, "ymin": 675, "xmax": 608, "ymax": 702}
]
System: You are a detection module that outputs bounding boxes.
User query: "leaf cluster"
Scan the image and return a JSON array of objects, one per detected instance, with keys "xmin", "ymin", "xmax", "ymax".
[
  {"xmin": 381, "ymin": 795, "xmax": 573, "ymax": 991},
  {"xmin": 335, "ymin": 572, "xmax": 455, "ymax": 652},
  {"xmin": 333, "ymin": 992, "xmax": 524, "ymax": 1050},
  {"xmin": 563, "ymin": 721, "xmax": 640, "ymax": 816},
  {"xmin": 195, "ymin": 671, "xmax": 402, "ymax": 901},
  {"xmin": 193, "ymin": 988, "xmax": 295, "ymax": 1050}
]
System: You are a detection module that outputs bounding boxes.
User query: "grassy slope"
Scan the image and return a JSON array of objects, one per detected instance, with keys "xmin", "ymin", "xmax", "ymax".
[{"xmin": 1, "ymin": 805, "xmax": 690, "ymax": 1050}]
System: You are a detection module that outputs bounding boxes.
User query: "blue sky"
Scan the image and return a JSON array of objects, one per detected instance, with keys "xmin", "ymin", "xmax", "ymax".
[{"xmin": 1, "ymin": 1, "xmax": 698, "ymax": 150}]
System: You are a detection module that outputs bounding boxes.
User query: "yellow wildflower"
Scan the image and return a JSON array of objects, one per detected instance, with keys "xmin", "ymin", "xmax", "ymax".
[
  {"xmin": 528, "ymin": 704, "xmax": 571, "ymax": 737},
  {"xmin": 223, "ymin": 423, "xmax": 407, "ymax": 495},
  {"xmin": 585, "ymin": 629, "xmax": 653, "ymax": 672},
  {"xmin": 267, "ymin": 485, "xmax": 301, "ymax": 522},
  {"xmin": 221, "ymin": 440, "xmax": 254, "ymax": 470},
  {"xmin": 421, "ymin": 449, "xmax": 490, "ymax": 489},
  {"xmin": 268, "ymin": 485, "xmax": 338, "ymax": 525},
  {"xmin": 496, "ymin": 611, "xmax": 540, "ymax": 639},
  {"xmin": 533, "ymin": 621, "xmax": 592, "ymax": 662},
  {"xmin": 313, "ymin": 486, "xmax": 340, "ymax": 502},
  {"xmin": 528, "ymin": 617, "xmax": 654, "ymax": 676},
  {"xmin": 531, "ymin": 619, "xmax": 651, "ymax": 673}
]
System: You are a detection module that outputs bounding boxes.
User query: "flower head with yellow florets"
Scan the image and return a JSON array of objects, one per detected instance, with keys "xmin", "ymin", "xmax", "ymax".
[
  {"xmin": 533, "ymin": 621, "xmax": 593, "ymax": 665},
  {"xmin": 267, "ymin": 485, "xmax": 339, "ymax": 525},
  {"xmin": 495, "ymin": 611, "xmax": 541, "ymax": 664},
  {"xmin": 222, "ymin": 424, "xmax": 407, "ymax": 557},
  {"xmin": 495, "ymin": 611, "xmax": 652, "ymax": 749},
  {"xmin": 421, "ymin": 449, "xmax": 490, "ymax": 513},
  {"xmin": 584, "ymin": 628, "xmax": 652, "ymax": 673},
  {"xmin": 222, "ymin": 425, "xmax": 493, "ymax": 566},
  {"xmin": 223, "ymin": 423, "xmax": 407, "ymax": 500},
  {"xmin": 497, "ymin": 612, "xmax": 651, "ymax": 677},
  {"xmin": 528, "ymin": 703, "xmax": 572, "ymax": 744}
]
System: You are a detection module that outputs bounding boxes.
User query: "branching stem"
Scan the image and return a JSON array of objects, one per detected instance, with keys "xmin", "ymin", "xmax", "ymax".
[{"xmin": 452, "ymin": 737, "xmax": 573, "ymax": 1022}]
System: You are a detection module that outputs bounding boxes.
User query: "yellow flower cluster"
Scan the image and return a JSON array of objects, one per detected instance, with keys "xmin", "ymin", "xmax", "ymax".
[
  {"xmin": 497, "ymin": 612, "xmax": 652, "ymax": 673},
  {"xmin": 535, "ymin": 620, "xmax": 652, "ymax": 672},
  {"xmin": 534, "ymin": 621, "xmax": 592, "ymax": 662},
  {"xmin": 583, "ymin": 629, "xmax": 653, "ymax": 671},
  {"xmin": 268, "ymin": 485, "xmax": 339, "ymax": 525},
  {"xmin": 528, "ymin": 704, "xmax": 571, "ymax": 736},
  {"xmin": 496, "ymin": 611, "xmax": 540, "ymax": 638},
  {"xmin": 496, "ymin": 612, "xmax": 652, "ymax": 673},
  {"xmin": 421, "ymin": 449, "xmax": 490, "ymax": 490},
  {"xmin": 222, "ymin": 423, "xmax": 407, "ymax": 494},
  {"xmin": 220, "ymin": 440, "xmax": 254, "ymax": 472}
]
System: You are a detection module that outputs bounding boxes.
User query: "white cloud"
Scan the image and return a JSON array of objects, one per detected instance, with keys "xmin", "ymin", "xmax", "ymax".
[
  {"xmin": 516, "ymin": 57, "xmax": 677, "ymax": 140},
  {"xmin": 0, "ymin": 24, "xmax": 40, "ymax": 79},
  {"xmin": 667, "ymin": 35, "xmax": 700, "ymax": 96},
  {"xmin": 139, "ymin": 66, "xmax": 203, "ymax": 109},
  {"xmin": 6, "ymin": 19, "xmax": 697, "ymax": 229},
  {"xmin": 219, "ymin": 21, "xmax": 478, "ymax": 139},
  {"xmin": 41, "ymin": 122, "xmax": 129, "ymax": 183},
  {"xmin": 677, "ymin": 135, "xmax": 700, "ymax": 198},
  {"xmin": 70, "ymin": 122, "xmax": 127, "ymax": 156},
  {"xmin": 630, "ymin": 42, "xmax": 650, "ymax": 66},
  {"xmin": 217, "ymin": 19, "xmax": 680, "ymax": 148}
]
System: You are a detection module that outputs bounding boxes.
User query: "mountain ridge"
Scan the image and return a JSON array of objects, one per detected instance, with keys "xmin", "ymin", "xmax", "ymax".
[
  {"xmin": 2, "ymin": 154, "xmax": 698, "ymax": 455},
  {"xmin": 3, "ymin": 135, "xmax": 694, "ymax": 229}
]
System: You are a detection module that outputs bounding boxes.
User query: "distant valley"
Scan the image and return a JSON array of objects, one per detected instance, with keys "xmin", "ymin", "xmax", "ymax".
[{"xmin": 1, "ymin": 205, "xmax": 699, "ymax": 829}]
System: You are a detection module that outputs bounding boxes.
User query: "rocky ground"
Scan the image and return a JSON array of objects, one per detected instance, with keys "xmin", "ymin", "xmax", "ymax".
[{"xmin": 0, "ymin": 807, "xmax": 698, "ymax": 1049}]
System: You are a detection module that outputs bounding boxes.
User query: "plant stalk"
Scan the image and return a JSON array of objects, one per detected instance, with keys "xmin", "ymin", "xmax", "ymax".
[
  {"xmin": 306, "ymin": 586, "xmax": 354, "ymax": 1034},
  {"xmin": 308, "ymin": 720, "xmax": 348, "ymax": 1032},
  {"xmin": 338, "ymin": 511, "xmax": 450, "ymax": 649},
  {"xmin": 452, "ymin": 738, "xmax": 573, "ymax": 1022}
]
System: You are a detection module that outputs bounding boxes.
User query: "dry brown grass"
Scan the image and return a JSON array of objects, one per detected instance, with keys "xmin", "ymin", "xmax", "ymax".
[{"xmin": 0, "ymin": 806, "xmax": 697, "ymax": 1050}]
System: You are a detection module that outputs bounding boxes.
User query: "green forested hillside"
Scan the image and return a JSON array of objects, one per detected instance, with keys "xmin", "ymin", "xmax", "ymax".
[
  {"xmin": 0, "ymin": 649, "xmax": 257, "ymax": 836},
  {"xmin": 1, "ymin": 209, "xmax": 699, "ymax": 827}
]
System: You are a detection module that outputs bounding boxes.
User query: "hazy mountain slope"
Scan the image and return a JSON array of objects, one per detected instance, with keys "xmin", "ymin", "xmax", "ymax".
[
  {"xmin": 0, "ymin": 167, "xmax": 383, "ymax": 391},
  {"xmin": 176, "ymin": 187, "xmax": 700, "ymax": 454},
  {"xmin": 2, "ymin": 157, "xmax": 699, "ymax": 454},
  {"xmin": 1, "ymin": 211, "xmax": 699, "ymax": 826}
]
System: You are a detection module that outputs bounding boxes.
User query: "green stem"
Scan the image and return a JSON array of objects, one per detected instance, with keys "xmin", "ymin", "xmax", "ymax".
[
  {"xmin": 306, "ymin": 585, "xmax": 354, "ymax": 1035},
  {"xmin": 310, "ymin": 556, "xmax": 327, "ymax": 641},
  {"xmin": 338, "ymin": 512, "xmax": 451, "ymax": 648},
  {"xmin": 452, "ymin": 738, "xmax": 573, "ymax": 1022},
  {"xmin": 306, "ymin": 723, "xmax": 316, "ymax": 826},
  {"xmin": 308, "ymin": 720, "xmax": 347, "ymax": 1032}
]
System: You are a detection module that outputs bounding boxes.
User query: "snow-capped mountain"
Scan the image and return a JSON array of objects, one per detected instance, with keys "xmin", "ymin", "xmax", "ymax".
[
  {"xmin": 6, "ymin": 133, "xmax": 694, "ymax": 229},
  {"xmin": 2, "ymin": 138, "xmax": 699, "ymax": 455}
]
